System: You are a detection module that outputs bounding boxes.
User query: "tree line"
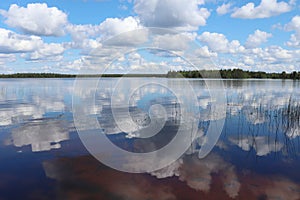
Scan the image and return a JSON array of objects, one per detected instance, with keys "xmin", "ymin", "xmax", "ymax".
[
  {"xmin": 0, "ymin": 73, "xmax": 76, "ymax": 78},
  {"xmin": 1, "ymin": 69, "xmax": 300, "ymax": 79},
  {"xmin": 167, "ymin": 69, "xmax": 300, "ymax": 79},
  {"xmin": 0, "ymin": 73, "xmax": 166, "ymax": 78}
]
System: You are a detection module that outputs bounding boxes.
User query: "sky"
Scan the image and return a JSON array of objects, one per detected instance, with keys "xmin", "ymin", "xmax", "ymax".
[{"xmin": 0, "ymin": 0, "xmax": 299, "ymax": 74}]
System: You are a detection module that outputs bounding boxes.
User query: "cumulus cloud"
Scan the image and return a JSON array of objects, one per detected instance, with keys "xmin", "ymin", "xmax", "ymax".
[
  {"xmin": 0, "ymin": 53, "xmax": 16, "ymax": 65},
  {"xmin": 240, "ymin": 45, "xmax": 297, "ymax": 71},
  {"xmin": 152, "ymin": 32, "xmax": 196, "ymax": 51},
  {"xmin": 0, "ymin": 28, "xmax": 65, "ymax": 61},
  {"xmin": 285, "ymin": 15, "xmax": 300, "ymax": 47},
  {"xmin": 0, "ymin": 3, "xmax": 68, "ymax": 36},
  {"xmin": 0, "ymin": 28, "xmax": 43, "ymax": 53},
  {"xmin": 216, "ymin": 3, "xmax": 233, "ymax": 15},
  {"xmin": 28, "ymin": 43, "xmax": 65, "ymax": 61},
  {"xmin": 245, "ymin": 30, "xmax": 272, "ymax": 48},
  {"xmin": 213, "ymin": 37, "xmax": 300, "ymax": 72},
  {"xmin": 67, "ymin": 24, "xmax": 101, "ymax": 41},
  {"xmin": 231, "ymin": 0, "xmax": 292, "ymax": 19},
  {"xmin": 97, "ymin": 17, "xmax": 149, "ymax": 47},
  {"xmin": 198, "ymin": 32, "xmax": 245, "ymax": 53},
  {"xmin": 65, "ymin": 24, "xmax": 102, "ymax": 50},
  {"xmin": 134, "ymin": 0, "xmax": 210, "ymax": 31},
  {"xmin": 99, "ymin": 16, "xmax": 143, "ymax": 39},
  {"xmin": 194, "ymin": 46, "xmax": 218, "ymax": 58}
]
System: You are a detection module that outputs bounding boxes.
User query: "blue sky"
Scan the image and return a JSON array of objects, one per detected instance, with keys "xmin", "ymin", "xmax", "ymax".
[{"xmin": 0, "ymin": 0, "xmax": 299, "ymax": 73}]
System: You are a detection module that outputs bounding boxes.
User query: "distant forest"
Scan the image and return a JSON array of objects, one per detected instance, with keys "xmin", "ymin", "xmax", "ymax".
[
  {"xmin": 0, "ymin": 73, "xmax": 165, "ymax": 78},
  {"xmin": 1, "ymin": 69, "xmax": 300, "ymax": 79},
  {"xmin": 167, "ymin": 69, "xmax": 300, "ymax": 79},
  {"xmin": 0, "ymin": 73, "xmax": 76, "ymax": 78}
]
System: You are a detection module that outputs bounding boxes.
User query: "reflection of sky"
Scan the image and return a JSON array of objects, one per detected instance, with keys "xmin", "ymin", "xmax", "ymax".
[
  {"xmin": 0, "ymin": 79, "xmax": 300, "ymax": 199},
  {"xmin": 223, "ymin": 80, "xmax": 300, "ymax": 157},
  {"xmin": 229, "ymin": 136, "xmax": 284, "ymax": 156},
  {"xmin": 7, "ymin": 119, "xmax": 69, "ymax": 152},
  {"xmin": 2, "ymin": 78, "xmax": 298, "ymax": 155},
  {"xmin": 0, "ymin": 79, "xmax": 74, "ymax": 152},
  {"xmin": 151, "ymin": 153, "xmax": 240, "ymax": 198},
  {"xmin": 42, "ymin": 153, "xmax": 300, "ymax": 200},
  {"xmin": 1, "ymin": 78, "xmax": 300, "ymax": 155},
  {"xmin": 0, "ymin": 79, "xmax": 73, "ymax": 127}
]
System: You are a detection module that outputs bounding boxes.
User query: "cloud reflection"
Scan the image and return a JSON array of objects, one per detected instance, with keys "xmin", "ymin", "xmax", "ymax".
[
  {"xmin": 229, "ymin": 136, "xmax": 283, "ymax": 156},
  {"xmin": 151, "ymin": 153, "xmax": 240, "ymax": 198},
  {"xmin": 42, "ymin": 153, "xmax": 300, "ymax": 199},
  {"xmin": 6, "ymin": 118, "xmax": 69, "ymax": 152},
  {"xmin": 241, "ymin": 172, "xmax": 300, "ymax": 200},
  {"xmin": 43, "ymin": 156, "xmax": 176, "ymax": 200}
]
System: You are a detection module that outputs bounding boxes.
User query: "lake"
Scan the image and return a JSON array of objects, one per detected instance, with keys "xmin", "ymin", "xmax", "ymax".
[{"xmin": 0, "ymin": 78, "xmax": 300, "ymax": 200}]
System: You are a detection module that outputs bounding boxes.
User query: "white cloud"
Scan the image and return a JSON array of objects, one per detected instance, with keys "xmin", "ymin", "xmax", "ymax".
[
  {"xmin": 245, "ymin": 29, "xmax": 272, "ymax": 48},
  {"xmin": 98, "ymin": 17, "xmax": 148, "ymax": 46},
  {"xmin": 134, "ymin": 0, "xmax": 210, "ymax": 31},
  {"xmin": 216, "ymin": 3, "xmax": 233, "ymax": 15},
  {"xmin": 198, "ymin": 32, "xmax": 245, "ymax": 53},
  {"xmin": 242, "ymin": 46, "xmax": 295, "ymax": 69},
  {"xmin": 152, "ymin": 32, "xmax": 196, "ymax": 51},
  {"xmin": 0, "ymin": 54, "xmax": 16, "ymax": 65},
  {"xmin": 66, "ymin": 24, "xmax": 101, "ymax": 42},
  {"xmin": 173, "ymin": 23, "xmax": 300, "ymax": 73},
  {"xmin": 65, "ymin": 24, "xmax": 102, "ymax": 50},
  {"xmin": 194, "ymin": 46, "xmax": 218, "ymax": 57},
  {"xmin": 0, "ymin": 3, "xmax": 68, "ymax": 36},
  {"xmin": 0, "ymin": 28, "xmax": 65, "ymax": 61},
  {"xmin": 231, "ymin": 0, "xmax": 292, "ymax": 19},
  {"xmin": 99, "ymin": 16, "xmax": 142, "ymax": 38},
  {"xmin": 0, "ymin": 28, "xmax": 43, "ymax": 53},
  {"xmin": 285, "ymin": 15, "xmax": 300, "ymax": 47},
  {"xmin": 265, "ymin": 45, "xmax": 293, "ymax": 60},
  {"xmin": 28, "ymin": 43, "xmax": 65, "ymax": 61}
]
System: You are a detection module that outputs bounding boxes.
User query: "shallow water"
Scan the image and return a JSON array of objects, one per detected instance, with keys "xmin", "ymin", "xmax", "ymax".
[{"xmin": 0, "ymin": 78, "xmax": 300, "ymax": 199}]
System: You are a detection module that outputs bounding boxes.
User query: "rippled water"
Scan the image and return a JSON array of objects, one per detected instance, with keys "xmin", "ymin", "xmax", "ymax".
[{"xmin": 0, "ymin": 78, "xmax": 300, "ymax": 200}]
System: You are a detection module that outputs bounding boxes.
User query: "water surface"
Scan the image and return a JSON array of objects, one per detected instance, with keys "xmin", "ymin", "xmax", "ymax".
[{"xmin": 0, "ymin": 78, "xmax": 300, "ymax": 199}]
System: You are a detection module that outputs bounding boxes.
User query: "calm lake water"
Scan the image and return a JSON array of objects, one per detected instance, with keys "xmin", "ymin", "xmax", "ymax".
[{"xmin": 0, "ymin": 78, "xmax": 300, "ymax": 200}]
